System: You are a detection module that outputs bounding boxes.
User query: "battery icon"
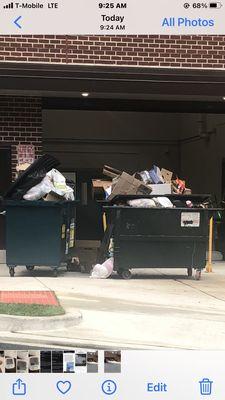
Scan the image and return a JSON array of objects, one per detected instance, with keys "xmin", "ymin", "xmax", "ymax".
[{"xmin": 209, "ymin": 2, "xmax": 223, "ymax": 7}]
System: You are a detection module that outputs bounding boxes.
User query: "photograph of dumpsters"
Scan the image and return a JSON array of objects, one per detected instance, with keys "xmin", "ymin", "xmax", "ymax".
[{"xmin": 1, "ymin": 46, "xmax": 225, "ymax": 350}]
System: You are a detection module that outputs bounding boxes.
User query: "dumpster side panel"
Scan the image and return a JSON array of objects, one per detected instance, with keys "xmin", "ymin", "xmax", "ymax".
[
  {"xmin": 114, "ymin": 240, "xmax": 207, "ymax": 269},
  {"xmin": 117, "ymin": 208, "xmax": 207, "ymax": 237},
  {"xmin": 112, "ymin": 208, "xmax": 209, "ymax": 271},
  {"xmin": 6, "ymin": 204, "xmax": 62, "ymax": 266}
]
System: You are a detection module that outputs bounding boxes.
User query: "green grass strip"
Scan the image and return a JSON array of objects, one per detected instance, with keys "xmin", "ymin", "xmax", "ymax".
[{"xmin": 0, "ymin": 302, "xmax": 65, "ymax": 317}]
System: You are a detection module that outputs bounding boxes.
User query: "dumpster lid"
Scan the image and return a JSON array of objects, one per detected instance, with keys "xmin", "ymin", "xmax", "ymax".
[
  {"xmin": 103, "ymin": 206, "xmax": 222, "ymax": 212},
  {"xmin": 4, "ymin": 200, "xmax": 78, "ymax": 207},
  {"xmin": 5, "ymin": 154, "xmax": 60, "ymax": 200},
  {"xmin": 101, "ymin": 194, "xmax": 213, "ymax": 205},
  {"xmin": 101, "ymin": 194, "xmax": 223, "ymax": 212}
]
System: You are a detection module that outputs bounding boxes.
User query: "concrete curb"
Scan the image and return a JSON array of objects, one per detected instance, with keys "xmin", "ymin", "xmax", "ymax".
[
  {"xmin": 0, "ymin": 332, "xmax": 181, "ymax": 350},
  {"xmin": 0, "ymin": 310, "xmax": 82, "ymax": 332}
]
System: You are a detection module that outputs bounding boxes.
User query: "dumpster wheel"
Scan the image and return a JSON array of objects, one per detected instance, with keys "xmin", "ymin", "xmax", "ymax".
[
  {"xmin": 118, "ymin": 269, "xmax": 132, "ymax": 280},
  {"xmin": 53, "ymin": 268, "xmax": 58, "ymax": 277},
  {"xmin": 26, "ymin": 266, "xmax": 35, "ymax": 272},
  {"xmin": 66, "ymin": 261, "xmax": 73, "ymax": 272},
  {"xmin": 195, "ymin": 269, "xmax": 202, "ymax": 281},
  {"xmin": 9, "ymin": 266, "xmax": 15, "ymax": 277}
]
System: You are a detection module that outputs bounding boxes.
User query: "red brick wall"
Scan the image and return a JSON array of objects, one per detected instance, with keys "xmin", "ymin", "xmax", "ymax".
[
  {"xmin": 0, "ymin": 96, "xmax": 42, "ymax": 179},
  {"xmin": 0, "ymin": 35, "xmax": 224, "ymax": 177},
  {"xmin": 0, "ymin": 35, "xmax": 225, "ymax": 68}
]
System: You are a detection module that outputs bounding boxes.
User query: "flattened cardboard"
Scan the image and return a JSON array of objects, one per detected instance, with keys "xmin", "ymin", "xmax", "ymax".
[
  {"xmin": 44, "ymin": 191, "xmax": 64, "ymax": 201},
  {"xmin": 150, "ymin": 183, "xmax": 172, "ymax": 195},
  {"xmin": 108, "ymin": 172, "xmax": 152, "ymax": 200},
  {"xmin": 103, "ymin": 165, "xmax": 122, "ymax": 179},
  {"xmin": 161, "ymin": 168, "xmax": 173, "ymax": 183},
  {"xmin": 92, "ymin": 180, "xmax": 112, "ymax": 190}
]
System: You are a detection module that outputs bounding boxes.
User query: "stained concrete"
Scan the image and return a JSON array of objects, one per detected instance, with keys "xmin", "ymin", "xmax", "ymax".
[{"xmin": 0, "ymin": 260, "xmax": 225, "ymax": 349}]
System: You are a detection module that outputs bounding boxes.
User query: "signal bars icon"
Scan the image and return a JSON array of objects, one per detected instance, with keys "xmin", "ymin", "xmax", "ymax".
[{"xmin": 3, "ymin": 2, "xmax": 14, "ymax": 8}]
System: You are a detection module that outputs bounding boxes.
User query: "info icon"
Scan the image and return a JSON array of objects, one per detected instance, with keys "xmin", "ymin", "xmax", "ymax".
[{"xmin": 102, "ymin": 380, "xmax": 117, "ymax": 395}]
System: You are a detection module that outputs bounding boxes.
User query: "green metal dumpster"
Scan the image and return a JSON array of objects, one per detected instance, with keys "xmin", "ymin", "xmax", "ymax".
[
  {"xmin": 103, "ymin": 194, "xmax": 218, "ymax": 280},
  {"xmin": 5, "ymin": 200, "xmax": 76, "ymax": 277}
]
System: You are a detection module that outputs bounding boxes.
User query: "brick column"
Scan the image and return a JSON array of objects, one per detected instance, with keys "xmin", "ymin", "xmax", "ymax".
[{"xmin": 0, "ymin": 96, "xmax": 42, "ymax": 180}]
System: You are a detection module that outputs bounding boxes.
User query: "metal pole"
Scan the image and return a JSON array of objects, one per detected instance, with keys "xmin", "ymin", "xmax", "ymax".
[
  {"xmin": 103, "ymin": 212, "xmax": 107, "ymax": 232},
  {"xmin": 206, "ymin": 216, "xmax": 213, "ymax": 273}
]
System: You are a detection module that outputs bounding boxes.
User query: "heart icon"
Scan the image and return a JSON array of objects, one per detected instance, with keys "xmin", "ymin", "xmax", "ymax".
[{"xmin": 56, "ymin": 380, "xmax": 72, "ymax": 395}]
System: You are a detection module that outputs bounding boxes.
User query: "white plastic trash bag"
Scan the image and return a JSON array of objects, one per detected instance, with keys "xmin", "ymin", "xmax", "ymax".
[
  {"xmin": 154, "ymin": 197, "xmax": 174, "ymax": 208},
  {"xmin": 23, "ymin": 169, "xmax": 75, "ymax": 201},
  {"xmin": 23, "ymin": 176, "xmax": 53, "ymax": 201},
  {"xmin": 47, "ymin": 169, "xmax": 74, "ymax": 200},
  {"xmin": 128, "ymin": 199, "xmax": 156, "ymax": 208},
  {"xmin": 90, "ymin": 258, "xmax": 114, "ymax": 279}
]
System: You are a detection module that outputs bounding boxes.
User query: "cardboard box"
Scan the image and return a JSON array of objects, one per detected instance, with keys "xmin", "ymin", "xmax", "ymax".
[
  {"xmin": 75, "ymin": 240, "xmax": 101, "ymax": 272},
  {"xmin": 44, "ymin": 191, "xmax": 65, "ymax": 201},
  {"xmin": 149, "ymin": 183, "xmax": 172, "ymax": 195},
  {"xmin": 92, "ymin": 180, "xmax": 112, "ymax": 200},
  {"xmin": 184, "ymin": 188, "xmax": 192, "ymax": 195},
  {"xmin": 161, "ymin": 168, "xmax": 173, "ymax": 183},
  {"xmin": 92, "ymin": 180, "xmax": 112, "ymax": 190},
  {"xmin": 103, "ymin": 165, "xmax": 122, "ymax": 179},
  {"xmin": 108, "ymin": 172, "xmax": 152, "ymax": 200}
]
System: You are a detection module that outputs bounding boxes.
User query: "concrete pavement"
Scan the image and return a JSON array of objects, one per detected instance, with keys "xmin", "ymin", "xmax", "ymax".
[{"xmin": 1, "ymin": 256, "xmax": 225, "ymax": 349}]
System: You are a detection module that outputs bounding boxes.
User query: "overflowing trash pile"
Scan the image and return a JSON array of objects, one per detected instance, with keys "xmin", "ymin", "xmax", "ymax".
[
  {"xmin": 126, "ymin": 196, "xmax": 210, "ymax": 209},
  {"xmin": 127, "ymin": 197, "xmax": 174, "ymax": 208},
  {"xmin": 90, "ymin": 165, "xmax": 212, "ymax": 279},
  {"xmin": 135, "ymin": 166, "xmax": 190, "ymax": 195},
  {"xmin": 5, "ymin": 155, "xmax": 75, "ymax": 202},
  {"xmin": 92, "ymin": 164, "xmax": 192, "ymax": 202},
  {"xmin": 23, "ymin": 169, "xmax": 74, "ymax": 201}
]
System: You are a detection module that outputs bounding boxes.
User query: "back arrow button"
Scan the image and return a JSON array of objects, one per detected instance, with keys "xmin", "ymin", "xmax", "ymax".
[{"xmin": 14, "ymin": 16, "xmax": 22, "ymax": 28}]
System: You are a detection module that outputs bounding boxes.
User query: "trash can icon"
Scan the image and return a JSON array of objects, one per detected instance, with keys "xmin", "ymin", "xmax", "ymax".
[{"xmin": 199, "ymin": 378, "xmax": 213, "ymax": 395}]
